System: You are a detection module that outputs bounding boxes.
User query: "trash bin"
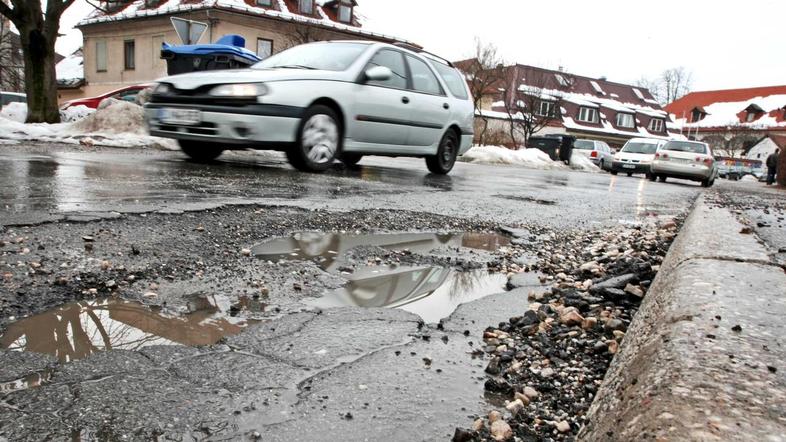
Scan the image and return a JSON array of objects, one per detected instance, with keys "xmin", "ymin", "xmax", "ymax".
[
  {"xmin": 559, "ymin": 135, "xmax": 576, "ymax": 164},
  {"xmin": 161, "ymin": 35, "xmax": 262, "ymax": 76},
  {"xmin": 526, "ymin": 136, "xmax": 561, "ymax": 161}
]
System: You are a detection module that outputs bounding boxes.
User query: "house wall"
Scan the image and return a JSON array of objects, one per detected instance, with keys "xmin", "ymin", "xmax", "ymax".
[
  {"xmin": 74, "ymin": 9, "xmax": 379, "ymax": 101},
  {"xmin": 746, "ymin": 137, "xmax": 779, "ymax": 161}
]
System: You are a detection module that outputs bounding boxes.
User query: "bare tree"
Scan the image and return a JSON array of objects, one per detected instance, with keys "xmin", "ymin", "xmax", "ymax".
[
  {"xmin": 636, "ymin": 67, "xmax": 693, "ymax": 105},
  {"xmin": 702, "ymin": 125, "xmax": 758, "ymax": 158},
  {"xmin": 283, "ymin": 21, "xmax": 332, "ymax": 49},
  {"xmin": 0, "ymin": 14, "xmax": 25, "ymax": 92},
  {"xmin": 0, "ymin": 0, "xmax": 76, "ymax": 123},
  {"xmin": 500, "ymin": 69, "xmax": 564, "ymax": 147},
  {"xmin": 458, "ymin": 38, "xmax": 505, "ymax": 145}
]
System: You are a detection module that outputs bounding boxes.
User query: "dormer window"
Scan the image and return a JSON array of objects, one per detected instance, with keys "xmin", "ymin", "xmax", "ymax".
[
  {"xmin": 338, "ymin": 2, "xmax": 352, "ymax": 23},
  {"xmin": 648, "ymin": 118, "xmax": 664, "ymax": 132},
  {"xmin": 616, "ymin": 113, "xmax": 635, "ymax": 128},
  {"xmin": 299, "ymin": 0, "xmax": 313, "ymax": 14},
  {"xmin": 691, "ymin": 107, "xmax": 706, "ymax": 122},
  {"xmin": 743, "ymin": 103, "xmax": 764, "ymax": 123}
]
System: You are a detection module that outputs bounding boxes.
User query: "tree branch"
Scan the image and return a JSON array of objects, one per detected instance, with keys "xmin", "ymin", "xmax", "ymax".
[
  {"xmin": 83, "ymin": 0, "xmax": 109, "ymax": 14},
  {"xmin": 0, "ymin": 2, "xmax": 21, "ymax": 26}
]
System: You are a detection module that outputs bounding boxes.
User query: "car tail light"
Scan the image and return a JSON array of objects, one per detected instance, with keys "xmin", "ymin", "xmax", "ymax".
[
  {"xmin": 656, "ymin": 153, "xmax": 669, "ymax": 160},
  {"xmin": 703, "ymin": 158, "xmax": 713, "ymax": 165},
  {"xmin": 591, "ymin": 151, "xmax": 598, "ymax": 158}
]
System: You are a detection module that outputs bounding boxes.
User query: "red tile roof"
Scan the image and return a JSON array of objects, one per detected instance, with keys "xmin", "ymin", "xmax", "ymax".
[{"xmin": 665, "ymin": 85, "xmax": 786, "ymax": 117}]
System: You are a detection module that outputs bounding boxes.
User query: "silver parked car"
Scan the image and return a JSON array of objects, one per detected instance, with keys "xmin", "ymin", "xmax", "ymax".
[
  {"xmin": 573, "ymin": 139, "xmax": 614, "ymax": 170},
  {"xmin": 649, "ymin": 140, "xmax": 718, "ymax": 187},
  {"xmin": 144, "ymin": 41, "xmax": 474, "ymax": 174}
]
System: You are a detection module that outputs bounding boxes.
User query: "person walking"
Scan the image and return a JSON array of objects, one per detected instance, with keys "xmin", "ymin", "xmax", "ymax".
[{"xmin": 766, "ymin": 149, "xmax": 779, "ymax": 185}]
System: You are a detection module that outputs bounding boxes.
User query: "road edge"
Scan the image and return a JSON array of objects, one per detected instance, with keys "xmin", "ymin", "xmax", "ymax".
[{"xmin": 579, "ymin": 193, "xmax": 786, "ymax": 441}]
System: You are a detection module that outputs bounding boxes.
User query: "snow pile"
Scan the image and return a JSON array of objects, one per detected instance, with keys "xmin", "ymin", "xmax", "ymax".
[
  {"xmin": 0, "ymin": 102, "xmax": 28, "ymax": 123},
  {"xmin": 60, "ymin": 105, "xmax": 95, "ymax": 123},
  {"xmin": 0, "ymin": 102, "xmax": 176, "ymax": 149},
  {"xmin": 460, "ymin": 145, "xmax": 559, "ymax": 169},
  {"xmin": 740, "ymin": 174, "xmax": 759, "ymax": 182},
  {"xmin": 569, "ymin": 152, "xmax": 602, "ymax": 172}
]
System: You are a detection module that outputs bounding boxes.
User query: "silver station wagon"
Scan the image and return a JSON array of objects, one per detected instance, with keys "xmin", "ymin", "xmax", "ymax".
[{"xmin": 144, "ymin": 40, "xmax": 475, "ymax": 174}]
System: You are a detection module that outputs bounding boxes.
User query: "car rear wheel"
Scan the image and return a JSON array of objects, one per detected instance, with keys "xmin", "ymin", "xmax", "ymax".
[
  {"xmin": 599, "ymin": 160, "xmax": 605, "ymax": 170},
  {"xmin": 426, "ymin": 130, "xmax": 458, "ymax": 175},
  {"xmin": 647, "ymin": 173, "xmax": 656, "ymax": 181},
  {"xmin": 626, "ymin": 172, "xmax": 633, "ymax": 177},
  {"xmin": 179, "ymin": 140, "xmax": 224, "ymax": 162},
  {"xmin": 610, "ymin": 170, "xmax": 618, "ymax": 176},
  {"xmin": 658, "ymin": 175, "xmax": 668, "ymax": 182},
  {"xmin": 701, "ymin": 178, "xmax": 714, "ymax": 188},
  {"xmin": 341, "ymin": 153, "xmax": 363, "ymax": 167},
  {"xmin": 288, "ymin": 105, "xmax": 341, "ymax": 172}
]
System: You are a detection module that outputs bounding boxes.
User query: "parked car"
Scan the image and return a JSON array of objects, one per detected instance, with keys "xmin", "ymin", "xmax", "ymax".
[
  {"xmin": 573, "ymin": 139, "xmax": 614, "ymax": 170},
  {"xmin": 649, "ymin": 140, "xmax": 717, "ymax": 187},
  {"xmin": 610, "ymin": 138, "xmax": 666, "ymax": 176},
  {"xmin": 61, "ymin": 84, "xmax": 152, "ymax": 110},
  {"xmin": 144, "ymin": 40, "xmax": 474, "ymax": 174},
  {"xmin": 1, "ymin": 91, "xmax": 26, "ymax": 107}
]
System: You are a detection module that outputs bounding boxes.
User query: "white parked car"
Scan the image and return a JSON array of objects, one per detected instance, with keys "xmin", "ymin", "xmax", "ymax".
[
  {"xmin": 573, "ymin": 139, "xmax": 614, "ymax": 170},
  {"xmin": 144, "ymin": 41, "xmax": 474, "ymax": 174},
  {"xmin": 610, "ymin": 138, "xmax": 666, "ymax": 177},
  {"xmin": 649, "ymin": 140, "xmax": 718, "ymax": 187}
]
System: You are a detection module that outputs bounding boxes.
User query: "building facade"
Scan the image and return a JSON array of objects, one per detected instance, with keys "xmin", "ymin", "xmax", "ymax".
[
  {"xmin": 457, "ymin": 61, "xmax": 677, "ymax": 148},
  {"xmin": 69, "ymin": 0, "xmax": 411, "ymax": 101}
]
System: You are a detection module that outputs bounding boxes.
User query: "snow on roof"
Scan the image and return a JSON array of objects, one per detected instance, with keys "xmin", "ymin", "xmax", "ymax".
[
  {"xmin": 518, "ymin": 84, "xmax": 665, "ymax": 117},
  {"xmin": 554, "ymin": 73, "xmax": 571, "ymax": 87},
  {"xmin": 563, "ymin": 116, "xmax": 674, "ymax": 141},
  {"xmin": 590, "ymin": 80, "xmax": 605, "ymax": 96},
  {"xmin": 56, "ymin": 50, "xmax": 85, "ymax": 88},
  {"xmin": 670, "ymin": 93, "xmax": 786, "ymax": 129},
  {"xmin": 632, "ymin": 88, "xmax": 645, "ymax": 100},
  {"xmin": 78, "ymin": 0, "xmax": 414, "ymax": 46}
]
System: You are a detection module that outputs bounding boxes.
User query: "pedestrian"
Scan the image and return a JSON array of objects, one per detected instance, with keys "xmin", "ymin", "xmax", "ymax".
[{"xmin": 766, "ymin": 149, "xmax": 779, "ymax": 185}]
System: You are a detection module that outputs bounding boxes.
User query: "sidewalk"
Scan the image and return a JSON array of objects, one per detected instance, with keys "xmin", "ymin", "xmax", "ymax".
[{"xmin": 580, "ymin": 192, "xmax": 786, "ymax": 441}]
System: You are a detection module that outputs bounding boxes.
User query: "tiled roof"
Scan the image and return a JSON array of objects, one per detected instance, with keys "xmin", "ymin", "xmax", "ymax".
[{"xmin": 665, "ymin": 86, "xmax": 786, "ymax": 130}]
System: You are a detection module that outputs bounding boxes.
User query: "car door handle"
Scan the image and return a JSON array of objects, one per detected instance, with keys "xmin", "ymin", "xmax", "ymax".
[
  {"xmin": 402, "ymin": 96, "xmax": 410, "ymax": 104},
  {"xmin": 443, "ymin": 103, "xmax": 450, "ymax": 110}
]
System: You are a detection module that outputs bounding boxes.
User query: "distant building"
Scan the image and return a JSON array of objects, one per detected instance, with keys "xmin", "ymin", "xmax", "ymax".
[
  {"xmin": 665, "ymin": 86, "xmax": 786, "ymax": 155},
  {"xmin": 56, "ymin": 49, "xmax": 86, "ymax": 103},
  {"xmin": 746, "ymin": 134, "xmax": 786, "ymax": 162},
  {"xmin": 456, "ymin": 61, "xmax": 677, "ymax": 148},
  {"xmin": 71, "ymin": 0, "xmax": 412, "ymax": 101},
  {"xmin": 0, "ymin": 19, "xmax": 24, "ymax": 93}
]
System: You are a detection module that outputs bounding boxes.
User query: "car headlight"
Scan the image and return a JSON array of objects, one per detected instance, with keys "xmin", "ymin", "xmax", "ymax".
[
  {"xmin": 153, "ymin": 83, "xmax": 172, "ymax": 95},
  {"xmin": 208, "ymin": 83, "xmax": 268, "ymax": 97}
]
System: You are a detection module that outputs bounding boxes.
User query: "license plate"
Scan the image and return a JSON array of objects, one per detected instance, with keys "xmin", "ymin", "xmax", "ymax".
[
  {"xmin": 622, "ymin": 164, "xmax": 636, "ymax": 169},
  {"xmin": 158, "ymin": 108, "xmax": 201, "ymax": 125}
]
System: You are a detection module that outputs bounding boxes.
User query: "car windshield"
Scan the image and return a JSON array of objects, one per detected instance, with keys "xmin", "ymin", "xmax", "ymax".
[
  {"xmin": 573, "ymin": 140, "xmax": 595, "ymax": 150},
  {"xmin": 663, "ymin": 141, "xmax": 708, "ymax": 154},
  {"xmin": 253, "ymin": 42, "xmax": 369, "ymax": 72},
  {"xmin": 622, "ymin": 142, "xmax": 658, "ymax": 154}
]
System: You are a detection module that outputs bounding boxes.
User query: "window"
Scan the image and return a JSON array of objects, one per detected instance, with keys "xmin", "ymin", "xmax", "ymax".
[
  {"xmin": 430, "ymin": 60, "xmax": 468, "ymax": 99},
  {"xmin": 691, "ymin": 109, "xmax": 705, "ymax": 122},
  {"xmin": 406, "ymin": 55, "xmax": 443, "ymax": 95},
  {"xmin": 338, "ymin": 3, "xmax": 352, "ymax": 22},
  {"xmin": 256, "ymin": 0, "xmax": 272, "ymax": 5},
  {"xmin": 648, "ymin": 118, "xmax": 664, "ymax": 132},
  {"xmin": 299, "ymin": 0, "xmax": 313, "ymax": 14},
  {"xmin": 257, "ymin": 38, "xmax": 273, "ymax": 60},
  {"xmin": 96, "ymin": 40, "xmax": 107, "ymax": 72},
  {"xmin": 616, "ymin": 113, "xmax": 635, "ymax": 128},
  {"xmin": 577, "ymin": 107, "xmax": 598, "ymax": 123},
  {"xmin": 124, "ymin": 40, "xmax": 135, "ymax": 70},
  {"xmin": 662, "ymin": 141, "xmax": 708, "ymax": 154},
  {"xmin": 746, "ymin": 112, "xmax": 757, "ymax": 122},
  {"xmin": 365, "ymin": 49, "xmax": 407, "ymax": 89},
  {"xmin": 538, "ymin": 101, "xmax": 556, "ymax": 117}
]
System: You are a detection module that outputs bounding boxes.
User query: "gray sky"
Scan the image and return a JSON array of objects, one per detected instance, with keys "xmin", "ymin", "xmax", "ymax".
[{"xmin": 57, "ymin": 0, "xmax": 785, "ymax": 91}]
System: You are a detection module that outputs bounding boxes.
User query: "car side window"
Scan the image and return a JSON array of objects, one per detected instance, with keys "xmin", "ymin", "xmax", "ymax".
[
  {"xmin": 365, "ymin": 49, "xmax": 407, "ymax": 90},
  {"xmin": 405, "ymin": 55, "xmax": 444, "ymax": 96}
]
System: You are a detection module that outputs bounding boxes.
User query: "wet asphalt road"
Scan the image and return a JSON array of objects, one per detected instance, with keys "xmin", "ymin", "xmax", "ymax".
[
  {"xmin": 0, "ymin": 144, "xmax": 708, "ymax": 441},
  {"xmin": 1, "ymin": 145, "xmax": 701, "ymax": 228}
]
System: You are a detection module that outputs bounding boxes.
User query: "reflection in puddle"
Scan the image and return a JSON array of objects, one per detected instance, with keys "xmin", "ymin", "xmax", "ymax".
[
  {"xmin": 0, "ymin": 297, "xmax": 253, "ymax": 362},
  {"xmin": 306, "ymin": 266, "xmax": 508, "ymax": 323},
  {"xmin": 252, "ymin": 232, "xmax": 510, "ymax": 272},
  {"xmin": 0, "ymin": 370, "xmax": 53, "ymax": 394}
]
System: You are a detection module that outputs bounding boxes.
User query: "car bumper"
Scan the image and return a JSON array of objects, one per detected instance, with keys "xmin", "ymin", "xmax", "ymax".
[
  {"xmin": 611, "ymin": 161, "xmax": 651, "ymax": 174},
  {"xmin": 651, "ymin": 161, "xmax": 713, "ymax": 180},
  {"xmin": 144, "ymin": 103, "xmax": 303, "ymax": 146},
  {"xmin": 458, "ymin": 134, "xmax": 473, "ymax": 155}
]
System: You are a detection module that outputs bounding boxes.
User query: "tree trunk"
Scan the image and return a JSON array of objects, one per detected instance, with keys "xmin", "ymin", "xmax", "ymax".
[
  {"xmin": 19, "ymin": 26, "xmax": 60, "ymax": 124},
  {"xmin": 778, "ymin": 149, "xmax": 786, "ymax": 187},
  {"xmin": 478, "ymin": 117, "xmax": 489, "ymax": 146}
]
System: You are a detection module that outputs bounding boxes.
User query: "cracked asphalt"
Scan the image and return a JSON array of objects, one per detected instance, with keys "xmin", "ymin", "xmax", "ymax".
[{"xmin": 0, "ymin": 144, "xmax": 707, "ymax": 441}]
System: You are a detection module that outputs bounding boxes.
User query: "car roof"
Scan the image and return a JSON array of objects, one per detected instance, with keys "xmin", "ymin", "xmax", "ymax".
[
  {"xmin": 626, "ymin": 137, "xmax": 662, "ymax": 144},
  {"xmin": 0, "ymin": 91, "xmax": 25, "ymax": 97}
]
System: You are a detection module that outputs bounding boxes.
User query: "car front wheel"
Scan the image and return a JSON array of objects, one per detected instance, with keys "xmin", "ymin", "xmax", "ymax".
[
  {"xmin": 288, "ymin": 105, "xmax": 341, "ymax": 172},
  {"xmin": 426, "ymin": 130, "xmax": 458, "ymax": 175},
  {"xmin": 340, "ymin": 153, "xmax": 363, "ymax": 167},
  {"xmin": 179, "ymin": 140, "xmax": 224, "ymax": 162}
]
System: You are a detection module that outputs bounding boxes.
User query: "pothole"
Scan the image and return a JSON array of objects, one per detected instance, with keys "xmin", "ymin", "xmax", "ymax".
[
  {"xmin": 0, "ymin": 296, "xmax": 256, "ymax": 363},
  {"xmin": 305, "ymin": 265, "xmax": 509, "ymax": 323},
  {"xmin": 251, "ymin": 231, "xmax": 511, "ymax": 271}
]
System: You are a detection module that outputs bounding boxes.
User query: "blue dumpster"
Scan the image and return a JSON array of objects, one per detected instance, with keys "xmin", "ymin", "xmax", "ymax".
[{"xmin": 161, "ymin": 35, "xmax": 261, "ymax": 75}]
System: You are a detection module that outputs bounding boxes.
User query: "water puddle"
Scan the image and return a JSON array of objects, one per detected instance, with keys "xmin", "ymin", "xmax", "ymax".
[
  {"xmin": 251, "ymin": 232, "xmax": 510, "ymax": 272},
  {"xmin": 305, "ymin": 265, "xmax": 508, "ymax": 323},
  {"xmin": 0, "ymin": 296, "xmax": 256, "ymax": 363}
]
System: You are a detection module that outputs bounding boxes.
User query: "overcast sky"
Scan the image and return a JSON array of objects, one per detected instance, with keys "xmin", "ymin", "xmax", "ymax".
[{"xmin": 56, "ymin": 0, "xmax": 785, "ymax": 91}]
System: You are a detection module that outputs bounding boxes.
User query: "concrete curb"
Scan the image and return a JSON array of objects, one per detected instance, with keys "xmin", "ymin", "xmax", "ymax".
[{"xmin": 579, "ymin": 195, "xmax": 786, "ymax": 441}]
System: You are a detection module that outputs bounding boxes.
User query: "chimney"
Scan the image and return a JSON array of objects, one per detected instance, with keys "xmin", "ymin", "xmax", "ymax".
[{"xmin": 599, "ymin": 76, "xmax": 607, "ymax": 81}]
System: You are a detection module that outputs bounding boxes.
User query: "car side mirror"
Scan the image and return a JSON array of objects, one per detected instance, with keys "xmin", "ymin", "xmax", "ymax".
[{"xmin": 363, "ymin": 66, "xmax": 392, "ymax": 82}]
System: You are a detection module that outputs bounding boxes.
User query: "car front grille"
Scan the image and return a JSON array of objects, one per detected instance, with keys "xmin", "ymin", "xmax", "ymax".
[{"xmin": 153, "ymin": 122, "xmax": 218, "ymax": 137}]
